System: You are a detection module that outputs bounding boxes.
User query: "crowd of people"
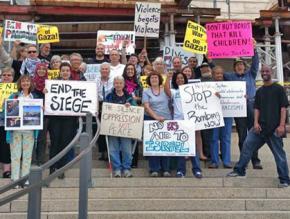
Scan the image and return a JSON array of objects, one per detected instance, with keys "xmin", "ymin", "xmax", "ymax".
[{"xmin": 0, "ymin": 36, "xmax": 289, "ymax": 188}]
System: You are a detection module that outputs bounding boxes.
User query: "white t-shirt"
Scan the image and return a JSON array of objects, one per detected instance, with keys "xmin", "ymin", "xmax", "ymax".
[
  {"xmin": 171, "ymin": 89, "xmax": 184, "ymax": 120},
  {"xmin": 110, "ymin": 63, "xmax": 125, "ymax": 79}
]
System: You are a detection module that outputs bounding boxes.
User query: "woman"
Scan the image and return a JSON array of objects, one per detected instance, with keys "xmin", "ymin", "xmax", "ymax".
[
  {"xmin": 182, "ymin": 66, "xmax": 195, "ymax": 80},
  {"xmin": 142, "ymin": 71, "xmax": 172, "ymax": 177},
  {"xmin": 0, "ymin": 67, "xmax": 14, "ymax": 178},
  {"xmin": 6, "ymin": 75, "xmax": 38, "ymax": 184},
  {"xmin": 50, "ymin": 55, "xmax": 62, "ymax": 70},
  {"xmin": 105, "ymin": 76, "xmax": 136, "ymax": 177},
  {"xmin": 152, "ymin": 57, "xmax": 167, "ymax": 76},
  {"xmin": 164, "ymin": 72, "xmax": 202, "ymax": 178}
]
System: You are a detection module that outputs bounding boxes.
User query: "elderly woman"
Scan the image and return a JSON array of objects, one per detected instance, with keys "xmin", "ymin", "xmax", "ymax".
[
  {"xmin": 50, "ymin": 55, "xmax": 62, "ymax": 70},
  {"xmin": 152, "ymin": 57, "xmax": 167, "ymax": 76}
]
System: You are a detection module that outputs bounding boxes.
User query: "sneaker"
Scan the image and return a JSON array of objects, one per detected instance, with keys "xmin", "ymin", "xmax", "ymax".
[
  {"xmin": 176, "ymin": 171, "xmax": 185, "ymax": 178},
  {"xmin": 208, "ymin": 163, "xmax": 219, "ymax": 169},
  {"xmin": 223, "ymin": 164, "xmax": 232, "ymax": 169},
  {"xmin": 58, "ymin": 173, "xmax": 65, "ymax": 179},
  {"xmin": 226, "ymin": 171, "xmax": 245, "ymax": 177},
  {"xmin": 23, "ymin": 180, "xmax": 29, "ymax": 187},
  {"xmin": 163, "ymin": 171, "xmax": 171, "ymax": 177},
  {"xmin": 114, "ymin": 170, "xmax": 121, "ymax": 178},
  {"xmin": 278, "ymin": 182, "xmax": 289, "ymax": 188},
  {"xmin": 124, "ymin": 170, "xmax": 133, "ymax": 178},
  {"xmin": 150, "ymin": 172, "xmax": 159, "ymax": 177},
  {"xmin": 253, "ymin": 163, "xmax": 263, "ymax": 170},
  {"xmin": 193, "ymin": 171, "xmax": 203, "ymax": 179}
]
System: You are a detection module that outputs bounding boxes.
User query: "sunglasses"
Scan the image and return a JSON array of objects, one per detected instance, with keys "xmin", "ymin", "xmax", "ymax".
[{"xmin": 28, "ymin": 50, "xmax": 37, "ymax": 54}]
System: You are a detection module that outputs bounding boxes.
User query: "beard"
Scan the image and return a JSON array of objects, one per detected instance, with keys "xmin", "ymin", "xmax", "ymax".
[
  {"xmin": 201, "ymin": 72, "xmax": 212, "ymax": 78},
  {"xmin": 262, "ymin": 75, "xmax": 271, "ymax": 82}
]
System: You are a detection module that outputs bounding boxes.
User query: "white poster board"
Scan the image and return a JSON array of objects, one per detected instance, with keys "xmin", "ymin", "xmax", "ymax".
[
  {"xmin": 100, "ymin": 102, "xmax": 144, "ymax": 139},
  {"xmin": 45, "ymin": 80, "xmax": 97, "ymax": 116},
  {"xmin": 180, "ymin": 82, "xmax": 224, "ymax": 130},
  {"xmin": 143, "ymin": 120, "xmax": 195, "ymax": 156},
  {"xmin": 84, "ymin": 64, "xmax": 101, "ymax": 81},
  {"xmin": 134, "ymin": 2, "xmax": 161, "ymax": 38},
  {"xmin": 5, "ymin": 99, "xmax": 43, "ymax": 130},
  {"xmin": 163, "ymin": 46, "xmax": 196, "ymax": 69},
  {"xmin": 97, "ymin": 30, "xmax": 135, "ymax": 55}
]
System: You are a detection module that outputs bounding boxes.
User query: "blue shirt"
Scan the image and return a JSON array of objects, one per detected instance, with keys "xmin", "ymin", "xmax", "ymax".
[{"xmin": 223, "ymin": 50, "xmax": 259, "ymax": 100}]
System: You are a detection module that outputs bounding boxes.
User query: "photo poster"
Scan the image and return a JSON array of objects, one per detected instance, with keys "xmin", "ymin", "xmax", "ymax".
[
  {"xmin": 0, "ymin": 83, "xmax": 17, "ymax": 112},
  {"xmin": 206, "ymin": 21, "xmax": 254, "ymax": 58},
  {"xmin": 97, "ymin": 30, "xmax": 135, "ymax": 55},
  {"xmin": 100, "ymin": 102, "xmax": 144, "ymax": 140},
  {"xmin": 183, "ymin": 21, "xmax": 207, "ymax": 54},
  {"xmin": 47, "ymin": 69, "xmax": 60, "ymax": 80},
  {"xmin": 44, "ymin": 80, "xmax": 98, "ymax": 116},
  {"xmin": 5, "ymin": 99, "xmax": 43, "ymax": 131},
  {"xmin": 179, "ymin": 82, "xmax": 224, "ymax": 130},
  {"xmin": 140, "ymin": 75, "xmax": 167, "ymax": 89},
  {"xmin": 4, "ymin": 20, "xmax": 37, "ymax": 44},
  {"xmin": 37, "ymin": 25, "xmax": 60, "ymax": 44},
  {"xmin": 84, "ymin": 64, "xmax": 101, "ymax": 81},
  {"xmin": 143, "ymin": 120, "xmax": 196, "ymax": 156},
  {"xmin": 163, "ymin": 46, "xmax": 196, "ymax": 69},
  {"xmin": 207, "ymin": 81, "xmax": 246, "ymax": 117},
  {"xmin": 134, "ymin": 2, "xmax": 161, "ymax": 38}
]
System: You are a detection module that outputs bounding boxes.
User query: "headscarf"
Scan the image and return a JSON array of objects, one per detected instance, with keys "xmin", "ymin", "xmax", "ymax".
[{"xmin": 33, "ymin": 63, "xmax": 48, "ymax": 92}]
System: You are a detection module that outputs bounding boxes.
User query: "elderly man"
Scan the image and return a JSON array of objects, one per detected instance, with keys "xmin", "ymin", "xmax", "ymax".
[
  {"xmin": 109, "ymin": 49, "xmax": 125, "ymax": 79},
  {"xmin": 39, "ymin": 43, "xmax": 51, "ymax": 62},
  {"xmin": 70, "ymin": 53, "xmax": 85, "ymax": 81}
]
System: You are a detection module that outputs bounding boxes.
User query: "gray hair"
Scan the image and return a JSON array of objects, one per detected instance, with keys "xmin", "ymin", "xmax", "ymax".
[
  {"xmin": 70, "ymin": 53, "xmax": 83, "ymax": 62},
  {"xmin": 50, "ymin": 55, "xmax": 61, "ymax": 64},
  {"xmin": 100, "ymin": 62, "xmax": 110, "ymax": 70},
  {"xmin": 1, "ymin": 67, "xmax": 15, "ymax": 77},
  {"xmin": 113, "ymin": 75, "xmax": 125, "ymax": 82}
]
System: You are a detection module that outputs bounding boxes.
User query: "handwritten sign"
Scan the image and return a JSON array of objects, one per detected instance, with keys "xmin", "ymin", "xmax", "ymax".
[
  {"xmin": 0, "ymin": 27, "xmax": 3, "ymax": 36},
  {"xmin": 97, "ymin": 30, "xmax": 135, "ymax": 55},
  {"xmin": 183, "ymin": 21, "xmax": 207, "ymax": 54},
  {"xmin": 0, "ymin": 83, "xmax": 17, "ymax": 112},
  {"xmin": 134, "ymin": 2, "xmax": 161, "ymax": 38},
  {"xmin": 140, "ymin": 75, "xmax": 166, "ymax": 89},
  {"xmin": 143, "ymin": 120, "xmax": 195, "ymax": 156},
  {"xmin": 163, "ymin": 46, "xmax": 195, "ymax": 69},
  {"xmin": 45, "ymin": 80, "xmax": 97, "ymax": 116},
  {"xmin": 37, "ymin": 25, "xmax": 59, "ymax": 43},
  {"xmin": 206, "ymin": 21, "xmax": 253, "ymax": 58},
  {"xmin": 4, "ymin": 20, "xmax": 37, "ymax": 44},
  {"xmin": 179, "ymin": 82, "xmax": 224, "ymax": 130},
  {"xmin": 100, "ymin": 102, "xmax": 144, "ymax": 139},
  {"xmin": 47, "ymin": 70, "xmax": 60, "ymax": 80},
  {"xmin": 5, "ymin": 99, "xmax": 43, "ymax": 131},
  {"xmin": 84, "ymin": 64, "xmax": 101, "ymax": 81}
]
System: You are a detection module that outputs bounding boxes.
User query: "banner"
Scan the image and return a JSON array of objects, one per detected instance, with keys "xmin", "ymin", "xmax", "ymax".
[
  {"xmin": 163, "ymin": 46, "xmax": 196, "ymax": 69},
  {"xmin": 143, "ymin": 120, "xmax": 195, "ymax": 156},
  {"xmin": 97, "ymin": 30, "xmax": 135, "ymax": 55},
  {"xmin": 179, "ymin": 82, "xmax": 224, "ymax": 130},
  {"xmin": 207, "ymin": 81, "xmax": 246, "ymax": 117},
  {"xmin": 37, "ymin": 25, "xmax": 60, "ymax": 43},
  {"xmin": 140, "ymin": 75, "xmax": 166, "ymax": 89},
  {"xmin": 47, "ymin": 69, "xmax": 60, "ymax": 80},
  {"xmin": 206, "ymin": 21, "xmax": 253, "ymax": 58},
  {"xmin": 0, "ymin": 83, "xmax": 17, "ymax": 112},
  {"xmin": 134, "ymin": 2, "xmax": 161, "ymax": 38},
  {"xmin": 100, "ymin": 102, "xmax": 144, "ymax": 139},
  {"xmin": 183, "ymin": 21, "xmax": 207, "ymax": 54},
  {"xmin": 45, "ymin": 80, "xmax": 97, "ymax": 116},
  {"xmin": 84, "ymin": 64, "xmax": 101, "ymax": 81},
  {"xmin": 5, "ymin": 99, "xmax": 43, "ymax": 130},
  {"xmin": 4, "ymin": 20, "xmax": 37, "ymax": 44}
]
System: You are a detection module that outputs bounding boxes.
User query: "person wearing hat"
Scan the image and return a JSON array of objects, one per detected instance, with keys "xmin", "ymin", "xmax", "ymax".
[{"xmin": 223, "ymin": 40, "xmax": 262, "ymax": 169}]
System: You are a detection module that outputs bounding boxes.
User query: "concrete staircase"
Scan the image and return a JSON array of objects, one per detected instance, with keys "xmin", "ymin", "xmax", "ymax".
[{"xmin": 1, "ymin": 133, "xmax": 290, "ymax": 219}]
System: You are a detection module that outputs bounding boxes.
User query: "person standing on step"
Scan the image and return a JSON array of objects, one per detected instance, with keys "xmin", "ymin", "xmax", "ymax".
[{"xmin": 227, "ymin": 65, "xmax": 290, "ymax": 188}]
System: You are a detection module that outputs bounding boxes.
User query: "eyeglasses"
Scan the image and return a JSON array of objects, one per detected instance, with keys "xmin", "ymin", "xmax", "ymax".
[{"xmin": 28, "ymin": 51, "xmax": 37, "ymax": 54}]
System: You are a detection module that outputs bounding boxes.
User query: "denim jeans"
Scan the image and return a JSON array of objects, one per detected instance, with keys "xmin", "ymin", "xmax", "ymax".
[
  {"xmin": 210, "ymin": 117, "xmax": 233, "ymax": 166},
  {"xmin": 148, "ymin": 156, "xmax": 170, "ymax": 173},
  {"xmin": 234, "ymin": 129, "xmax": 290, "ymax": 184},
  {"xmin": 177, "ymin": 153, "xmax": 201, "ymax": 176},
  {"xmin": 108, "ymin": 136, "xmax": 132, "ymax": 171}
]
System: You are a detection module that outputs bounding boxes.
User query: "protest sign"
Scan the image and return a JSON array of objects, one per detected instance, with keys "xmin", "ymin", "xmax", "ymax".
[
  {"xmin": 183, "ymin": 21, "xmax": 207, "ymax": 54},
  {"xmin": 37, "ymin": 25, "xmax": 59, "ymax": 43},
  {"xmin": 0, "ymin": 27, "xmax": 3, "ymax": 36},
  {"xmin": 45, "ymin": 80, "xmax": 97, "ymax": 116},
  {"xmin": 100, "ymin": 102, "xmax": 144, "ymax": 139},
  {"xmin": 97, "ymin": 30, "xmax": 135, "ymax": 55},
  {"xmin": 5, "ymin": 99, "xmax": 43, "ymax": 131},
  {"xmin": 84, "ymin": 64, "xmax": 101, "ymax": 81},
  {"xmin": 206, "ymin": 21, "xmax": 253, "ymax": 58},
  {"xmin": 163, "ymin": 46, "xmax": 196, "ymax": 69},
  {"xmin": 134, "ymin": 2, "xmax": 161, "ymax": 38},
  {"xmin": 140, "ymin": 75, "xmax": 166, "ymax": 88},
  {"xmin": 207, "ymin": 81, "xmax": 246, "ymax": 117},
  {"xmin": 47, "ymin": 70, "xmax": 60, "ymax": 80},
  {"xmin": 0, "ymin": 83, "xmax": 17, "ymax": 112},
  {"xmin": 4, "ymin": 20, "xmax": 37, "ymax": 44},
  {"xmin": 143, "ymin": 120, "xmax": 195, "ymax": 156},
  {"xmin": 179, "ymin": 82, "xmax": 224, "ymax": 130}
]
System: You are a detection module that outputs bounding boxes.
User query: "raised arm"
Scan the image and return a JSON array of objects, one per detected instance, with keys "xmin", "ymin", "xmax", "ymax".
[
  {"xmin": 0, "ymin": 37, "xmax": 13, "ymax": 67},
  {"xmin": 164, "ymin": 71, "xmax": 173, "ymax": 97},
  {"xmin": 248, "ymin": 40, "xmax": 259, "ymax": 79}
]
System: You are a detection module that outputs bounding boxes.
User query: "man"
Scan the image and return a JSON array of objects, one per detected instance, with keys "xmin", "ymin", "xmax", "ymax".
[
  {"xmin": 69, "ymin": 53, "xmax": 84, "ymax": 81},
  {"xmin": 227, "ymin": 65, "xmax": 290, "ymax": 188},
  {"xmin": 172, "ymin": 56, "xmax": 182, "ymax": 73},
  {"xmin": 38, "ymin": 43, "xmax": 51, "ymax": 62},
  {"xmin": 224, "ymin": 43, "xmax": 261, "ymax": 169},
  {"xmin": 109, "ymin": 49, "xmax": 125, "ymax": 79},
  {"xmin": 92, "ymin": 43, "xmax": 109, "ymax": 64}
]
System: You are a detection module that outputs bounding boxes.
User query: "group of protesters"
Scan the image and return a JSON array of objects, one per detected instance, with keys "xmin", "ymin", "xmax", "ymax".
[{"xmin": 0, "ymin": 36, "xmax": 289, "ymax": 188}]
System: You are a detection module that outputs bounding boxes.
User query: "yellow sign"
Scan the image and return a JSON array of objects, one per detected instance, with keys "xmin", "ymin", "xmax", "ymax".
[
  {"xmin": 140, "ymin": 75, "xmax": 166, "ymax": 88},
  {"xmin": 183, "ymin": 21, "xmax": 207, "ymax": 54},
  {"xmin": 37, "ymin": 25, "xmax": 59, "ymax": 43},
  {"xmin": 0, "ymin": 27, "xmax": 3, "ymax": 36},
  {"xmin": 0, "ymin": 83, "xmax": 17, "ymax": 112},
  {"xmin": 48, "ymin": 69, "xmax": 60, "ymax": 80}
]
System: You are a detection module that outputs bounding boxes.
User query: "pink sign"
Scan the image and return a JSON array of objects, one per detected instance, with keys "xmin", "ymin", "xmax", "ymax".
[{"xmin": 206, "ymin": 21, "xmax": 254, "ymax": 59}]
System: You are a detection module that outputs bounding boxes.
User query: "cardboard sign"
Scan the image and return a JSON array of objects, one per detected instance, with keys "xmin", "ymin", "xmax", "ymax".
[
  {"xmin": 206, "ymin": 21, "xmax": 254, "ymax": 58},
  {"xmin": 100, "ymin": 102, "xmax": 144, "ymax": 139},
  {"xmin": 47, "ymin": 70, "xmax": 60, "ymax": 80},
  {"xmin": 134, "ymin": 2, "xmax": 161, "ymax": 38},
  {"xmin": 183, "ymin": 21, "xmax": 207, "ymax": 54},
  {"xmin": 37, "ymin": 25, "xmax": 60, "ymax": 43},
  {"xmin": 140, "ymin": 75, "xmax": 166, "ymax": 89},
  {"xmin": 4, "ymin": 20, "xmax": 37, "ymax": 44},
  {"xmin": 5, "ymin": 99, "xmax": 43, "ymax": 130},
  {"xmin": 0, "ymin": 27, "xmax": 3, "ymax": 36},
  {"xmin": 207, "ymin": 81, "xmax": 246, "ymax": 118},
  {"xmin": 163, "ymin": 46, "xmax": 196, "ymax": 69},
  {"xmin": 97, "ymin": 30, "xmax": 135, "ymax": 55},
  {"xmin": 179, "ymin": 82, "xmax": 224, "ymax": 130},
  {"xmin": 45, "ymin": 80, "xmax": 97, "ymax": 116},
  {"xmin": 0, "ymin": 83, "xmax": 17, "ymax": 112},
  {"xmin": 143, "ymin": 120, "xmax": 196, "ymax": 156},
  {"xmin": 84, "ymin": 64, "xmax": 101, "ymax": 81}
]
